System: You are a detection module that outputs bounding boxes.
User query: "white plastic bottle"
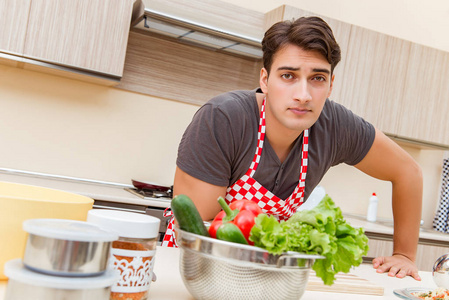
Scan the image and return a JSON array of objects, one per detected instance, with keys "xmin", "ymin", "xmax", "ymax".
[{"xmin": 366, "ymin": 193, "xmax": 378, "ymax": 222}]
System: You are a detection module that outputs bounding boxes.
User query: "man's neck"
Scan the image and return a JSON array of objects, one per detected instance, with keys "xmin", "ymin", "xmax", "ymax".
[
  {"xmin": 256, "ymin": 93, "xmax": 304, "ymax": 163},
  {"xmin": 266, "ymin": 129, "xmax": 301, "ymax": 163}
]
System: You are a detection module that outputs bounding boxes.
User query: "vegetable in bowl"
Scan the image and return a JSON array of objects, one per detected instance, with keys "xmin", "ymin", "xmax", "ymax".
[{"xmin": 249, "ymin": 195, "xmax": 369, "ymax": 285}]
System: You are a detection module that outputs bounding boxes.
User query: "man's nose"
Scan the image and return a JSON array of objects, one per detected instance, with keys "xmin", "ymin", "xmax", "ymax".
[{"xmin": 293, "ymin": 80, "xmax": 312, "ymax": 102}]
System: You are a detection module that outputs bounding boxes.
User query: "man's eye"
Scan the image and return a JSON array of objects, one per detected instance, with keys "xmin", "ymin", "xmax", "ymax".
[
  {"xmin": 313, "ymin": 76, "xmax": 326, "ymax": 82},
  {"xmin": 281, "ymin": 74, "xmax": 293, "ymax": 80}
]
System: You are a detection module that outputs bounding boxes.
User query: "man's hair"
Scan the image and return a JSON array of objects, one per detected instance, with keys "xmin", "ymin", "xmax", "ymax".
[{"xmin": 262, "ymin": 16, "xmax": 341, "ymax": 74}]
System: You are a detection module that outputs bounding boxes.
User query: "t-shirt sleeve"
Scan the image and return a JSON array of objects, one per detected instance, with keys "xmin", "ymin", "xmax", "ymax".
[
  {"xmin": 329, "ymin": 101, "xmax": 376, "ymax": 166},
  {"xmin": 176, "ymin": 103, "xmax": 235, "ymax": 187}
]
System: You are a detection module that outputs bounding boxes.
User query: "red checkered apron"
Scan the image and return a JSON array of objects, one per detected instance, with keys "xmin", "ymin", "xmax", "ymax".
[{"xmin": 162, "ymin": 98, "xmax": 309, "ymax": 247}]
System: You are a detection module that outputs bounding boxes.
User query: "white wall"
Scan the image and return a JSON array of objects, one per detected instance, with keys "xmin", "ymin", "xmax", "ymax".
[
  {"xmin": 0, "ymin": 0, "xmax": 447, "ymax": 228},
  {"xmin": 319, "ymin": 146, "xmax": 445, "ymax": 229},
  {"xmin": 0, "ymin": 65, "xmax": 198, "ymax": 187}
]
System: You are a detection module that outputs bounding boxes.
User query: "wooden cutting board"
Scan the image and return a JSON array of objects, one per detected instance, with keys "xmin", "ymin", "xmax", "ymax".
[{"xmin": 306, "ymin": 271, "xmax": 384, "ymax": 295}]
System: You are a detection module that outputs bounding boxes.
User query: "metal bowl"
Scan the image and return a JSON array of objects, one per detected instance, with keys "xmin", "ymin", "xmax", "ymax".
[
  {"xmin": 176, "ymin": 227, "xmax": 324, "ymax": 300},
  {"xmin": 22, "ymin": 219, "xmax": 118, "ymax": 276},
  {"xmin": 433, "ymin": 254, "xmax": 449, "ymax": 288}
]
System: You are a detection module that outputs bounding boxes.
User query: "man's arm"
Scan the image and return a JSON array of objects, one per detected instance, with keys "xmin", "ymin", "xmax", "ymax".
[
  {"xmin": 355, "ymin": 128, "xmax": 423, "ymax": 280},
  {"xmin": 173, "ymin": 166, "xmax": 227, "ymax": 221}
]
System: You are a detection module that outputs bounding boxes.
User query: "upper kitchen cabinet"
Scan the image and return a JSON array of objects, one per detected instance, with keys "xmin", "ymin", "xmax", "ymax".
[
  {"xmin": 0, "ymin": 0, "xmax": 139, "ymax": 85},
  {"xmin": 398, "ymin": 46, "xmax": 449, "ymax": 145},
  {"xmin": 22, "ymin": 0, "xmax": 135, "ymax": 84},
  {"xmin": 265, "ymin": 5, "xmax": 449, "ymax": 147},
  {"xmin": 0, "ymin": 0, "xmax": 31, "ymax": 66}
]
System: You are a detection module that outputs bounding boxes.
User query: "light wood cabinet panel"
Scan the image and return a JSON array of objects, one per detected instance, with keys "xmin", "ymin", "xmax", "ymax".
[
  {"xmin": 0, "ymin": 0, "xmax": 30, "ymax": 55},
  {"xmin": 338, "ymin": 26, "xmax": 411, "ymax": 135},
  {"xmin": 365, "ymin": 238, "xmax": 393, "ymax": 260},
  {"xmin": 23, "ymin": 0, "xmax": 134, "ymax": 77},
  {"xmin": 415, "ymin": 243, "xmax": 449, "ymax": 272},
  {"xmin": 117, "ymin": 31, "xmax": 261, "ymax": 106},
  {"xmin": 398, "ymin": 46, "xmax": 449, "ymax": 145},
  {"xmin": 365, "ymin": 236, "xmax": 449, "ymax": 272}
]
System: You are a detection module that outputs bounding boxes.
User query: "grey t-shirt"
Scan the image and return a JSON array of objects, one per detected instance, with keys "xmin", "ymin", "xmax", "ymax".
[{"xmin": 176, "ymin": 89, "xmax": 375, "ymax": 200}]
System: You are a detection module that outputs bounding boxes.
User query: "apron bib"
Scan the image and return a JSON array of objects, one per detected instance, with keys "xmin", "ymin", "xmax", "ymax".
[{"xmin": 162, "ymin": 98, "xmax": 309, "ymax": 247}]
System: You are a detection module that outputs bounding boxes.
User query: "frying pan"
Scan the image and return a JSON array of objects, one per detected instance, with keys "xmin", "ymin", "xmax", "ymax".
[{"xmin": 131, "ymin": 179, "xmax": 172, "ymax": 192}]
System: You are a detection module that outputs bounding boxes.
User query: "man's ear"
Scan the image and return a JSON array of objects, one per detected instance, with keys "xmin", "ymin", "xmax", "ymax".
[
  {"xmin": 260, "ymin": 68, "xmax": 268, "ymax": 94},
  {"xmin": 328, "ymin": 74, "xmax": 335, "ymax": 98}
]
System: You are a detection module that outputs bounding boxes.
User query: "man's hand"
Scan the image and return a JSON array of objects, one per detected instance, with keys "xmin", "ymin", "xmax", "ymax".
[{"xmin": 372, "ymin": 254, "xmax": 421, "ymax": 281}]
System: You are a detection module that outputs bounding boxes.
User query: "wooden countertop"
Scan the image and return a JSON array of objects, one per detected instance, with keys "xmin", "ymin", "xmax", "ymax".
[{"xmin": 0, "ymin": 246, "xmax": 438, "ymax": 300}]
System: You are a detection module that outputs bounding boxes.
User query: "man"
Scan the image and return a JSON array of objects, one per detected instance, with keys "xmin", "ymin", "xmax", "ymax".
[{"xmin": 164, "ymin": 16, "xmax": 423, "ymax": 281}]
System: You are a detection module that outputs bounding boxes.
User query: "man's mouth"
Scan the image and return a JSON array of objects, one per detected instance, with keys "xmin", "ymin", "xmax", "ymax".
[{"xmin": 288, "ymin": 107, "xmax": 311, "ymax": 115}]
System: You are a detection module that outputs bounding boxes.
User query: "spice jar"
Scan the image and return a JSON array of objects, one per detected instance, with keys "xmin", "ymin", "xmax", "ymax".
[{"xmin": 87, "ymin": 209, "xmax": 160, "ymax": 300}]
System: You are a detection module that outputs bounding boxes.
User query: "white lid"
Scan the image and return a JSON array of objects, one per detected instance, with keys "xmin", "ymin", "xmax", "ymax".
[
  {"xmin": 4, "ymin": 259, "xmax": 118, "ymax": 289},
  {"xmin": 23, "ymin": 219, "xmax": 118, "ymax": 242},
  {"xmin": 87, "ymin": 209, "xmax": 160, "ymax": 239}
]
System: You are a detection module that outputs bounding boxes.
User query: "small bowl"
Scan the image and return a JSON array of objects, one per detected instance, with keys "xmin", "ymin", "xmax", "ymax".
[
  {"xmin": 433, "ymin": 254, "xmax": 449, "ymax": 288},
  {"xmin": 22, "ymin": 219, "xmax": 118, "ymax": 276}
]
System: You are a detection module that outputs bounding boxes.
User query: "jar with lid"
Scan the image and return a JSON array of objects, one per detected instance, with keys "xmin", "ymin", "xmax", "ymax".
[
  {"xmin": 4, "ymin": 259, "xmax": 118, "ymax": 300},
  {"xmin": 21, "ymin": 218, "xmax": 118, "ymax": 277},
  {"xmin": 87, "ymin": 209, "xmax": 161, "ymax": 300}
]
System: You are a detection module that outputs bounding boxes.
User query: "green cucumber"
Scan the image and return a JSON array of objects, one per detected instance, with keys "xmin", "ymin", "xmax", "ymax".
[
  {"xmin": 216, "ymin": 223, "xmax": 248, "ymax": 245},
  {"xmin": 171, "ymin": 194, "xmax": 209, "ymax": 237}
]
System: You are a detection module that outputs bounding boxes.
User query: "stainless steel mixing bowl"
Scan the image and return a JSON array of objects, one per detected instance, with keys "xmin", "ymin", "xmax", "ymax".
[
  {"xmin": 433, "ymin": 253, "xmax": 449, "ymax": 288},
  {"xmin": 176, "ymin": 227, "xmax": 324, "ymax": 300}
]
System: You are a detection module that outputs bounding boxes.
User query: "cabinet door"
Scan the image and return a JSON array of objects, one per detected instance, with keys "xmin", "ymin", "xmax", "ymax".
[
  {"xmin": 397, "ymin": 46, "xmax": 449, "ymax": 145},
  {"xmin": 365, "ymin": 237, "xmax": 449, "ymax": 271},
  {"xmin": 23, "ymin": 0, "xmax": 134, "ymax": 77},
  {"xmin": 0, "ymin": 0, "xmax": 30, "ymax": 55},
  {"xmin": 337, "ymin": 26, "xmax": 412, "ymax": 135},
  {"xmin": 415, "ymin": 243, "xmax": 449, "ymax": 272}
]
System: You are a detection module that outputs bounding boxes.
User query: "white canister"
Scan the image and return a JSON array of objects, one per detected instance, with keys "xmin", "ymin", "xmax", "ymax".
[
  {"xmin": 4, "ymin": 259, "xmax": 118, "ymax": 300},
  {"xmin": 87, "ymin": 209, "xmax": 160, "ymax": 300}
]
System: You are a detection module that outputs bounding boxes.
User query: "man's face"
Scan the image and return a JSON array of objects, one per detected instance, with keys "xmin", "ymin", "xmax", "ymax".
[{"xmin": 260, "ymin": 44, "xmax": 334, "ymax": 137}]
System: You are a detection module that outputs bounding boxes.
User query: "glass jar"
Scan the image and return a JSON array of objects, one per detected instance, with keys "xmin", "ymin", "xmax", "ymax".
[{"xmin": 87, "ymin": 209, "xmax": 160, "ymax": 300}]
